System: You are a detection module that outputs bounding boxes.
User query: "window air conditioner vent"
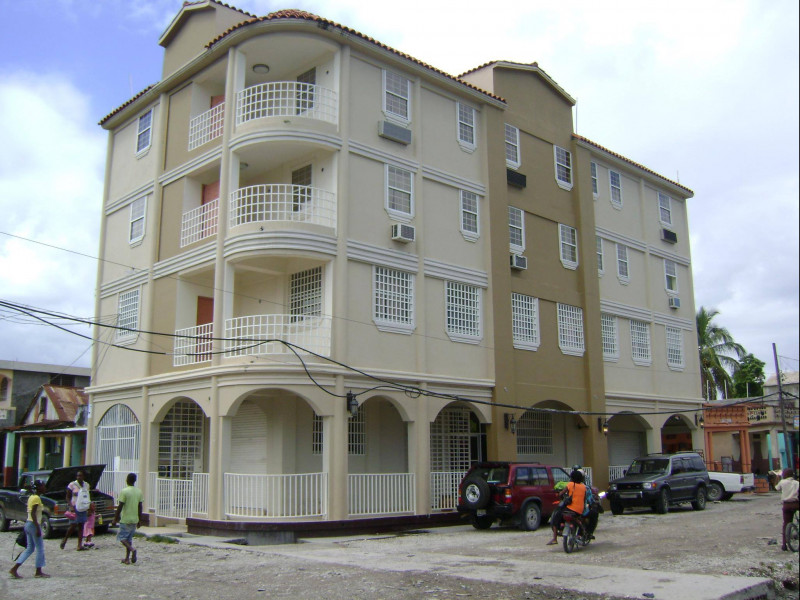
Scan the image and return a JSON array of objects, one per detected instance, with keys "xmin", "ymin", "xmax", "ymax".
[
  {"xmin": 378, "ymin": 120, "xmax": 412, "ymax": 145},
  {"xmin": 506, "ymin": 168, "xmax": 527, "ymax": 188},
  {"xmin": 510, "ymin": 253, "xmax": 528, "ymax": 270},
  {"xmin": 661, "ymin": 228, "xmax": 678, "ymax": 244},
  {"xmin": 668, "ymin": 297, "xmax": 681, "ymax": 309},
  {"xmin": 391, "ymin": 223, "xmax": 415, "ymax": 243}
]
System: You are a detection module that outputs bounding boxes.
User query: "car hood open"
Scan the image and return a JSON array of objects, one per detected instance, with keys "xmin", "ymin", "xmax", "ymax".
[{"xmin": 45, "ymin": 464, "xmax": 106, "ymax": 492}]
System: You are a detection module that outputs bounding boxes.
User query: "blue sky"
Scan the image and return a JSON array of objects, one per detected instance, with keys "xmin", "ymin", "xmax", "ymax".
[{"xmin": 0, "ymin": 0, "xmax": 798, "ymax": 380}]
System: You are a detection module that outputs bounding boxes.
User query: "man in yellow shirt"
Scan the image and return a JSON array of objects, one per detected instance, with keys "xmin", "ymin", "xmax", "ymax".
[
  {"xmin": 9, "ymin": 480, "xmax": 51, "ymax": 578},
  {"xmin": 112, "ymin": 472, "xmax": 144, "ymax": 565}
]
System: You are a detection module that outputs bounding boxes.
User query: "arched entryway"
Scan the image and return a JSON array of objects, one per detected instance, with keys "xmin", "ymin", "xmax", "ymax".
[
  {"xmin": 661, "ymin": 414, "xmax": 694, "ymax": 454},
  {"xmin": 516, "ymin": 400, "xmax": 584, "ymax": 467},
  {"xmin": 606, "ymin": 412, "xmax": 649, "ymax": 480},
  {"xmin": 94, "ymin": 403, "xmax": 141, "ymax": 500}
]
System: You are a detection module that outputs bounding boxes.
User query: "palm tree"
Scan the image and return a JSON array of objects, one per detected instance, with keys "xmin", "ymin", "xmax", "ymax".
[{"xmin": 696, "ymin": 307, "xmax": 745, "ymax": 400}]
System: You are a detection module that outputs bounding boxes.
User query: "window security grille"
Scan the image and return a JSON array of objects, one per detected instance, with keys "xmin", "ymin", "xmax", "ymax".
[
  {"xmin": 517, "ymin": 409, "xmax": 553, "ymax": 455},
  {"xmin": 311, "ymin": 413, "xmax": 323, "ymax": 455},
  {"xmin": 630, "ymin": 320, "xmax": 651, "ymax": 362},
  {"xmin": 158, "ymin": 400, "xmax": 204, "ymax": 480},
  {"xmin": 290, "ymin": 266, "xmax": 322, "ymax": 320},
  {"xmin": 512, "ymin": 293, "xmax": 539, "ymax": 349},
  {"xmin": 601, "ymin": 313, "xmax": 618, "ymax": 359},
  {"xmin": 348, "ymin": 406, "xmax": 366, "ymax": 455},
  {"xmin": 95, "ymin": 404, "xmax": 141, "ymax": 473},
  {"xmin": 666, "ymin": 326, "xmax": 683, "ymax": 367},
  {"xmin": 374, "ymin": 267, "xmax": 413, "ymax": 325},
  {"xmin": 430, "ymin": 406, "xmax": 471, "ymax": 472},
  {"xmin": 116, "ymin": 290, "xmax": 140, "ymax": 341},
  {"xmin": 446, "ymin": 281, "xmax": 480, "ymax": 337},
  {"xmin": 557, "ymin": 303, "xmax": 585, "ymax": 354}
]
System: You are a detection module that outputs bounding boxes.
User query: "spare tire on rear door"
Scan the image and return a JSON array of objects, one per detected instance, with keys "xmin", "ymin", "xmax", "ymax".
[{"xmin": 461, "ymin": 475, "xmax": 491, "ymax": 510}]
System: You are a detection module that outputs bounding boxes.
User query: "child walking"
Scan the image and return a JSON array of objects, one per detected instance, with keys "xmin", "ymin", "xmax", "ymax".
[{"xmin": 83, "ymin": 503, "xmax": 96, "ymax": 548}]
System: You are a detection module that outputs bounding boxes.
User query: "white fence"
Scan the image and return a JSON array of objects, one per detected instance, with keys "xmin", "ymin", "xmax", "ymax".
[
  {"xmin": 188, "ymin": 102, "xmax": 225, "ymax": 150},
  {"xmin": 224, "ymin": 472, "xmax": 327, "ymax": 519},
  {"xmin": 224, "ymin": 314, "xmax": 331, "ymax": 358},
  {"xmin": 229, "ymin": 184, "xmax": 336, "ymax": 230},
  {"xmin": 96, "ymin": 470, "xmax": 129, "ymax": 502},
  {"xmin": 192, "ymin": 473, "xmax": 210, "ymax": 516},
  {"xmin": 147, "ymin": 472, "xmax": 209, "ymax": 519},
  {"xmin": 173, "ymin": 323, "xmax": 214, "ymax": 366},
  {"xmin": 430, "ymin": 471, "xmax": 462, "ymax": 511},
  {"xmin": 348, "ymin": 473, "xmax": 415, "ymax": 516},
  {"xmin": 180, "ymin": 199, "xmax": 218, "ymax": 247},
  {"xmin": 236, "ymin": 82, "xmax": 337, "ymax": 125}
]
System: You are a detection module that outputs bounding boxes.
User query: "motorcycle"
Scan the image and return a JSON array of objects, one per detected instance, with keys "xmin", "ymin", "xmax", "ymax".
[{"xmin": 562, "ymin": 491, "xmax": 605, "ymax": 554}]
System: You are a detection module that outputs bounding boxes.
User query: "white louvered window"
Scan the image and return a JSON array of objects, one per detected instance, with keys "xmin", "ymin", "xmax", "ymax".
[
  {"xmin": 116, "ymin": 289, "xmax": 139, "ymax": 342},
  {"xmin": 610, "ymin": 170, "xmax": 622, "ymax": 207},
  {"xmin": 374, "ymin": 267, "xmax": 414, "ymax": 333},
  {"xmin": 666, "ymin": 326, "xmax": 684, "ymax": 368},
  {"xmin": 601, "ymin": 313, "xmax": 619, "ymax": 360},
  {"xmin": 290, "ymin": 266, "xmax": 322, "ymax": 320},
  {"xmin": 460, "ymin": 190, "xmax": 479, "ymax": 239},
  {"xmin": 591, "ymin": 162, "xmax": 598, "ymax": 196},
  {"xmin": 554, "ymin": 146, "xmax": 573, "ymax": 189},
  {"xmin": 129, "ymin": 196, "xmax": 146, "ymax": 244},
  {"xmin": 559, "ymin": 224, "xmax": 578, "ymax": 269},
  {"xmin": 383, "ymin": 70, "xmax": 410, "ymax": 122},
  {"xmin": 446, "ymin": 281, "xmax": 481, "ymax": 341},
  {"xmin": 505, "ymin": 124, "xmax": 520, "ymax": 169},
  {"xmin": 509, "ymin": 206, "xmax": 524, "ymax": 253},
  {"xmin": 596, "ymin": 236, "xmax": 604, "ymax": 274},
  {"xmin": 512, "ymin": 293, "xmax": 540, "ymax": 351},
  {"xmin": 658, "ymin": 192, "xmax": 672, "ymax": 225},
  {"xmin": 517, "ymin": 410, "xmax": 553, "ymax": 456},
  {"xmin": 557, "ymin": 303, "xmax": 585, "ymax": 356},
  {"xmin": 136, "ymin": 109, "xmax": 152, "ymax": 154},
  {"xmin": 664, "ymin": 259, "xmax": 678, "ymax": 292},
  {"xmin": 630, "ymin": 319, "xmax": 652, "ymax": 365},
  {"xmin": 457, "ymin": 103, "xmax": 476, "ymax": 149},
  {"xmin": 616, "ymin": 244, "xmax": 629, "ymax": 282},
  {"xmin": 386, "ymin": 164, "xmax": 413, "ymax": 218}
]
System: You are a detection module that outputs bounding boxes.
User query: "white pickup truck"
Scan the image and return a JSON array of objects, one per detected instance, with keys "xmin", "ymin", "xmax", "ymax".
[{"xmin": 706, "ymin": 471, "xmax": 755, "ymax": 501}]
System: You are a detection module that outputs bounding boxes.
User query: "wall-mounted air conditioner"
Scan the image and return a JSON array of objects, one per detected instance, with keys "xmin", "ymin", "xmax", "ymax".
[
  {"xmin": 661, "ymin": 228, "xmax": 678, "ymax": 244},
  {"xmin": 378, "ymin": 120, "xmax": 412, "ymax": 145},
  {"xmin": 510, "ymin": 254, "xmax": 528, "ymax": 270},
  {"xmin": 668, "ymin": 297, "xmax": 681, "ymax": 309},
  {"xmin": 391, "ymin": 223, "xmax": 415, "ymax": 243}
]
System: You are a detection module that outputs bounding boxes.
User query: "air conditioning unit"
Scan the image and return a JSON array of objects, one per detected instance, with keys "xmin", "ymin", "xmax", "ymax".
[
  {"xmin": 510, "ymin": 253, "xmax": 528, "ymax": 270},
  {"xmin": 661, "ymin": 228, "xmax": 678, "ymax": 244},
  {"xmin": 668, "ymin": 297, "xmax": 681, "ymax": 309},
  {"xmin": 378, "ymin": 120, "xmax": 412, "ymax": 145},
  {"xmin": 391, "ymin": 223, "xmax": 415, "ymax": 243}
]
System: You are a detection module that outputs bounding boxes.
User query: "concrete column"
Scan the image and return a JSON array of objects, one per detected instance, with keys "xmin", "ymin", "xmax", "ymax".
[
  {"xmin": 324, "ymin": 377, "xmax": 348, "ymax": 520},
  {"xmin": 409, "ymin": 395, "xmax": 430, "ymax": 515},
  {"xmin": 63, "ymin": 435, "xmax": 72, "ymax": 468},
  {"xmin": 38, "ymin": 437, "xmax": 46, "ymax": 469},
  {"xmin": 208, "ymin": 376, "xmax": 227, "ymax": 520}
]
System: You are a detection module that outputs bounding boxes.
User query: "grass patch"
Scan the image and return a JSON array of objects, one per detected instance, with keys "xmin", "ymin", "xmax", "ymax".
[{"xmin": 145, "ymin": 534, "xmax": 179, "ymax": 544}]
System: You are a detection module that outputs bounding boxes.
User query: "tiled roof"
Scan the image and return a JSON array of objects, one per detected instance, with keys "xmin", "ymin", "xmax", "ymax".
[
  {"xmin": 458, "ymin": 60, "xmax": 575, "ymax": 105},
  {"xmin": 99, "ymin": 84, "xmax": 155, "ymax": 125},
  {"xmin": 24, "ymin": 385, "xmax": 88, "ymax": 424},
  {"xmin": 573, "ymin": 134, "xmax": 694, "ymax": 196}
]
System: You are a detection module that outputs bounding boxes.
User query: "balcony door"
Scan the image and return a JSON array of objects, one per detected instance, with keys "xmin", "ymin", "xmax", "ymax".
[
  {"xmin": 296, "ymin": 68, "xmax": 316, "ymax": 114},
  {"xmin": 196, "ymin": 296, "xmax": 213, "ymax": 361}
]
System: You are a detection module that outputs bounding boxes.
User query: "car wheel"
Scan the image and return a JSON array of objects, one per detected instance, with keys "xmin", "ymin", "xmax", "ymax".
[
  {"xmin": 39, "ymin": 514, "xmax": 54, "ymax": 539},
  {"xmin": 470, "ymin": 514, "xmax": 494, "ymax": 530},
  {"xmin": 655, "ymin": 488, "xmax": 670, "ymax": 514},
  {"xmin": 691, "ymin": 487, "xmax": 707, "ymax": 511},
  {"xmin": 461, "ymin": 476, "xmax": 491, "ymax": 510},
  {"xmin": 610, "ymin": 501, "xmax": 624, "ymax": 516},
  {"xmin": 0, "ymin": 506, "xmax": 9, "ymax": 532},
  {"xmin": 721, "ymin": 492, "xmax": 734, "ymax": 501},
  {"xmin": 519, "ymin": 502, "xmax": 542, "ymax": 531},
  {"xmin": 706, "ymin": 482, "xmax": 724, "ymax": 502}
]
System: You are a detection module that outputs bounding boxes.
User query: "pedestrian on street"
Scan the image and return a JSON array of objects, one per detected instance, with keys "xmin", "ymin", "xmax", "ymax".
[
  {"xmin": 61, "ymin": 469, "xmax": 91, "ymax": 551},
  {"xmin": 775, "ymin": 468, "xmax": 799, "ymax": 551},
  {"xmin": 111, "ymin": 472, "xmax": 144, "ymax": 565},
  {"xmin": 9, "ymin": 480, "xmax": 51, "ymax": 579}
]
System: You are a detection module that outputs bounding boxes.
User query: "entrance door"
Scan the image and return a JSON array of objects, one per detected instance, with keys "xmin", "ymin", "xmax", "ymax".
[{"xmin": 196, "ymin": 297, "xmax": 213, "ymax": 361}]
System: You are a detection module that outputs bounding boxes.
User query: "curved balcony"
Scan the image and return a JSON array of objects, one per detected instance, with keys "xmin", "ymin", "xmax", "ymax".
[
  {"xmin": 224, "ymin": 314, "xmax": 332, "ymax": 358},
  {"xmin": 229, "ymin": 184, "xmax": 336, "ymax": 230},
  {"xmin": 236, "ymin": 82, "xmax": 337, "ymax": 126}
]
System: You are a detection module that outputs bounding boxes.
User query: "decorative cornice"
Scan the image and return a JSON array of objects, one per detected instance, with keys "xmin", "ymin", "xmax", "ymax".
[
  {"xmin": 224, "ymin": 231, "xmax": 338, "ymax": 259},
  {"xmin": 347, "ymin": 240, "xmax": 419, "ymax": 272},
  {"xmin": 600, "ymin": 299, "xmax": 694, "ymax": 331},
  {"xmin": 421, "ymin": 165, "xmax": 485, "ymax": 196},
  {"xmin": 423, "ymin": 258, "xmax": 488, "ymax": 288},
  {"xmin": 158, "ymin": 147, "xmax": 223, "ymax": 187},
  {"xmin": 349, "ymin": 140, "xmax": 419, "ymax": 171},
  {"xmin": 99, "ymin": 270, "xmax": 150, "ymax": 298},
  {"xmin": 229, "ymin": 129, "xmax": 343, "ymax": 154},
  {"xmin": 647, "ymin": 245, "xmax": 691, "ymax": 267},
  {"xmin": 105, "ymin": 182, "xmax": 156, "ymax": 215},
  {"xmin": 595, "ymin": 227, "xmax": 647, "ymax": 253},
  {"xmin": 152, "ymin": 244, "xmax": 216, "ymax": 280}
]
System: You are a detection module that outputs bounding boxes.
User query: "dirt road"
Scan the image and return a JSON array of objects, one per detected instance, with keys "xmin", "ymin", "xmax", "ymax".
[{"xmin": 1, "ymin": 492, "xmax": 797, "ymax": 599}]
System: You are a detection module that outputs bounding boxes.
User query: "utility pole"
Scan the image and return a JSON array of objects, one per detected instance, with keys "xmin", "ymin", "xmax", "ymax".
[{"xmin": 772, "ymin": 343, "xmax": 794, "ymax": 470}]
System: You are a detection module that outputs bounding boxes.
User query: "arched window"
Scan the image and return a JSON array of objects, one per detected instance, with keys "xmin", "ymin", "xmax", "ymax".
[
  {"xmin": 95, "ymin": 404, "xmax": 141, "ymax": 497},
  {"xmin": 158, "ymin": 400, "xmax": 204, "ymax": 479}
]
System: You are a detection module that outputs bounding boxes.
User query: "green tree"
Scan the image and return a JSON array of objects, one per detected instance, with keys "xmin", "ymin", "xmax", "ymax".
[
  {"xmin": 696, "ymin": 307, "xmax": 745, "ymax": 400},
  {"xmin": 732, "ymin": 353, "xmax": 765, "ymax": 398}
]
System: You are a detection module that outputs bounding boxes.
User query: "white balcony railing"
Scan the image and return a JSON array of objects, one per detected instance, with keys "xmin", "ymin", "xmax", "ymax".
[
  {"xmin": 229, "ymin": 184, "xmax": 336, "ymax": 230},
  {"xmin": 236, "ymin": 82, "xmax": 337, "ymax": 126},
  {"xmin": 348, "ymin": 473, "xmax": 416, "ymax": 516},
  {"xmin": 224, "ymin": 472, "xmax": 327, "ymax": 519},
  {"xmin": 180, "ymin": 198, "xmax": 219, "ymax": 247},
  {"xmin": 188, "ymin": 102, "xmax": 225, "ymax": 150},
  {"xmin": 609, "ymin": 465, "xmax": 627, "ymax": 482},
  {"xmin": 174, "ymin": 323, "xmax": 214, "ymax": 366},
  {"xmin": 224, "ymin": 314, "xmax": 331, "ymax": 358},
  {"xmin": 430, "ymin": 471, "xmax": 463, "ymax": 511}
]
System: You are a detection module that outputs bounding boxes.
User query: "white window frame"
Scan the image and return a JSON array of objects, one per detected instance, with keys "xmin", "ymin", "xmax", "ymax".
[
  {"xmin": 456, "ymin": 103, "xmax": 476, "ymax": 151},
  {"xmin": 136, "ymin": 109, "xmax": 152, "ymax": 155},
  {"xmin": 609, "ymin": 170, "xmax": 622, "ymax": 208},
  {"xmin": 658, "ymin": 192, "xmax": 672, "ymax": 225},
  {"xmin": 460, "ymin": 190, "xmax": 479, "ymax": 241},
  {"xmin": 385, "ymin": 164, "xmax": 414, "ymax": 221},
  {"xmin": 596, "ymin": 236, "xmax": 604, "ymax": 275},
  {"xmin": 508, "ymin": 206, "xmax": 525, "ymax": 254},
  {"xmin": 129, "ymin": 196, "xmax": 147, "ymax": 245},
  {"xmin": 445, "ymin": 281, "xmax": 481, "ymax": 343},
  {"xmin": 116, "ymin": 288, "xmax": 140, "ymax": 343},
  {"xmin": 666, "ymin": 326, "xmax": 684, "ymax": 370},
  {"xmin": 557, "ymin": 303, "xmax": 585, "ymax": 357},
  {"xmin": 559, "ymin": 224, "xmax": 578, "ymax": 270},
  {"xmin": 601, "ymin": 313, "xmax": 619, "ymax": 361},
  {"xmin": 616, "ymin": 243, "xmax": 629, "ymax": 284},
  {"xmin": 382, "ymin": 69, "xmax": 410, "ymax": 124},
  {"xmin": 511, "ymin": 293, "xmax": 540, "ymax": 351},
  {"xmin": 505, "ymin": 124, "xmax": 520, "ymax": 169},
  {"xmin": 591, "ymin": 162, "xmax": 598, "ymax": 198},
  {"xmin": 630, "ymin": 319, "xmax": 652, "ymax": 366},
  {"xmin": 664, "ymin": 259, "xmax": 678, "ymax": 293},
  {"xmin": 373, "ymin": 266, "xmax": 415, "ymax": 334},
  {"xmin": 553, "ymin": 146, "xmax": 573, "ymax": 190}
]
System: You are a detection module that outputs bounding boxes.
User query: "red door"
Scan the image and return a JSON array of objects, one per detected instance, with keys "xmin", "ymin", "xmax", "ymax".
[{"xmin": 196, "ymin": 297, "xmax": 213, "ymax": 361}]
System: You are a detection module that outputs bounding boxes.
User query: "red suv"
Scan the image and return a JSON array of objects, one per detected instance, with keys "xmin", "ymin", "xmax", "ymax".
[{"xmin": 457, "ymin": 462, "xmax": 577, "ymax": 531}]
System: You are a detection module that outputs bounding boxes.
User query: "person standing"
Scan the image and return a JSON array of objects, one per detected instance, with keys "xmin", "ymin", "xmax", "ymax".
[
  {"xmin": 61, "ymin": 469, "xmax": 91, "ymax": 551},
  {"xmin": 775, "ymin": 468, "xmax": 799, "ymax": 552},
  {"xmin": 111, "ymin": 472, "xmax": 144, "ymax": 565},
  {"xmin": 9, "ymin": 480, "xmax": 51, "ymax": 579}
]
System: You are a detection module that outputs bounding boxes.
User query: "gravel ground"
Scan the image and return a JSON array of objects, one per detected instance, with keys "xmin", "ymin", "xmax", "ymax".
[{"xmin": 0, "ymin": 492, "xmax": 797, "ymax": 600}]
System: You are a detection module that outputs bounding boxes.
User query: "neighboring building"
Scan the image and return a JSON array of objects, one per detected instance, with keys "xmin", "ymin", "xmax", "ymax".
[{"xmin": 765, "ymin": 371, "xmax": 799, "ymax": 400}]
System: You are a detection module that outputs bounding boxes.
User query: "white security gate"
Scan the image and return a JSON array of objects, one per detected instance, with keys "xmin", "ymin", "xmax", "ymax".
[{"xmin": 95, "ymin": 404, "xmax": 140, "ymax": 501}]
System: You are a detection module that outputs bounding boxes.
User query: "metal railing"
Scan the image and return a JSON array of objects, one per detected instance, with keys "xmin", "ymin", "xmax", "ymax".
[
  {"xmin": 609, "ymin": 465, "xmax": 627, "ymax": 482},
  {"xmin": 173, "ymin": 323, "xmax": 214, "ymax": 366},
  {"xmin": 96, "ymin": 470, "xmax": 130, "ymax": 502},
  {"xmin": 180, "ymin": 199, "xmax": 218, "ymax": 247},
  {"xmin": 229, "ymin": 184, "xmax": 336, "ymax": 230},
  {"xmin": 192, "ymin": 473, "xmax": 210, "ymax": 516},
  {"xmin": 348, "ymin": 473, "xmax": 416, "ymax": 516},
  {"xmin": 224, "ymin": 314, "xmax": 331, "ymax": 358},
  {"xmin": 188, "ymin": 102, "xmax": 225, "ymax": 150},
  {"xmin": 236, "ymin": 82, "xmax": 337, "ymax": 125},
  {"xmin": 224, "ymin": 472, "xmax": 327, "ymax": 519},
  {"xmin": 430, "ymin": 471, "xmax": 462, "ymax": 511}
]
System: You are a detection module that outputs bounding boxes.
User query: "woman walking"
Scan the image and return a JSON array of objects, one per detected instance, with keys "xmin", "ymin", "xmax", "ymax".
[{"xmin": 9, "ymin": 480, "xmax": 51, "ymax": 578}]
